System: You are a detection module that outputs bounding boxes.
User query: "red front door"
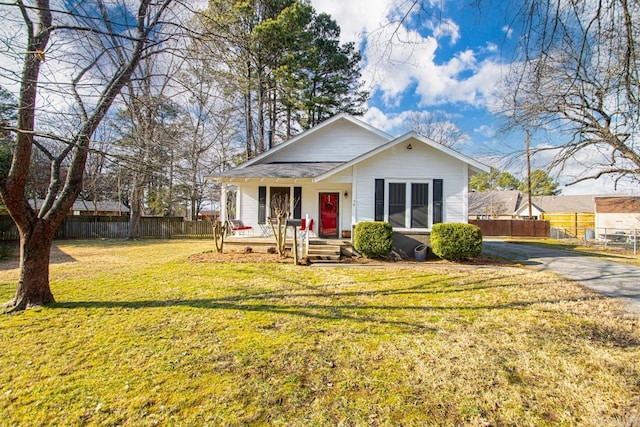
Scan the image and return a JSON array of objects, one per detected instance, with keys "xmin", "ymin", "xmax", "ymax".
[{"xmin": 319, "ymin": 192, "xmax": 339, "ymax": 238}]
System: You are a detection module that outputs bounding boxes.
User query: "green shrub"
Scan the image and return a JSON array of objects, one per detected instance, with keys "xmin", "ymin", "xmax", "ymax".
[
  {"xmin": 430, "ymin": 223, "xmax": 482, "ymax": 261},
  {"xmin": 354, "ymin": 221, "xmax": 393, "ymax": 258}
]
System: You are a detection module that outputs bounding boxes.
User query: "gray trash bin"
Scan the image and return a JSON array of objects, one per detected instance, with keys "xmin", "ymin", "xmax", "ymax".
[{"xmin": 414, "ymin": 244, "xmax": 428, "ymax": 261}]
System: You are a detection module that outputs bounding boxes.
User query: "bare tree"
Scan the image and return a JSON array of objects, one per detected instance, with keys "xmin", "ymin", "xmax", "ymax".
[
  {"xmin": 405, "ymin": 110, "xmax": 467, "ymax": 147},
  {"xmin": 268, "ymin": 193, "xmax": 291, "ymax": 257},
  {"xmin": 379, "ymin": 0, "xmax": 639, "ymax": 187},
  {"xmin": 501, "ymin": 0, "xmax": 640, "ymax": 186},
  {"xmin": 113, "ymin": 53, "xmax": 183, "ymax": 238},
  {"xmin": 0, "ymin": 0, "xmax": 183, "ymax": 312},
  {"xmin": 176, "ymin": 49, "xmax": 241, "ymax": 220}
]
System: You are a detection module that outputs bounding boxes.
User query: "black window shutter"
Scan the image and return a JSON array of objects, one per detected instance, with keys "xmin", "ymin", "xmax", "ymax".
[
  {"xmin": 293, "ymin": 186, "xmax": 302, "ymax": 219},
  {"xmin": 411, "ymin": 183, "xmax": 429, "ymax": 228},
  {"xmin": 433, "ymin": 179, "xmax": 443, "ymax": 224},
  {"xmin": 374, "ymin": 179, "xmax": 384, "ymax": 221},
  {"xmin": 388, "ymin": 183, "xmax": 406, "ymax": 228},
  {"xmin": 258, "ymin": 186, "xmax": 266, "ymax": 224}
]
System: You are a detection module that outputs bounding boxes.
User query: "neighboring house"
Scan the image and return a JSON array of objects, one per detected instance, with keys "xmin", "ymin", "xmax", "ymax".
[
  {"xmin": 208, "ymin": 114, "xmax": 489, "ymax": 250},
  {"xmin": 595, "ymin": 196, "xmax": 640, "ymax": 231},
  {"xmin": 514, "ymin": 194, "xmax": 596, "ymax": 220},
  {"xmin": 468, "ymin": 190, "xmax": 521, "ymax": 219},
  {"xmin": 30, "ymin": 199, "xmax": 130, "ymax": 216},
  {"xmin": 197, "ymin": 210, "xmax": 220, "ymax": 221},
  {"xmin": 470, "ymin": 191, "xmax": 599, "ymax": 219},
  {"xmin": 70, "ymin": 200, "xmax": 129, "ymax": 216}
]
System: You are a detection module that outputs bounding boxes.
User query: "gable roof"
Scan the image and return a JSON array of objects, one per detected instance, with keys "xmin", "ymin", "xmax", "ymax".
[
  {"xmin": 210, "ymin": 115, "xmax": 489, "ymax": 181},
  {"xmin": 314, "ymin": 131, "xmax": 490, "ymax": 181},
  {"xmin": 236, "ymin": 113, "xmax": 393, "ymax": 169},
  {"xmin": 211, "ymin": 162, "xmax": 342, "ymax": 180},
  {"xmin": 517, "ymin": 195, "xmax": 596, "ymax": 214},
  {"xmin": 30, "ymin": 199, "xmax": 129, "ymax": 213},
  {"xmin": 469, "ymin": 190, "xmax": 521, "ymax": 216}
]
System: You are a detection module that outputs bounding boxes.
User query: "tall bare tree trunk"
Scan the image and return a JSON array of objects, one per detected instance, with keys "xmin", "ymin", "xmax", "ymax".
[
  {"xmin": 244, "ymin": 61, "xmax": 253, "ymax": 159},
  {"xmin": 1, "ymin": 0, "xmax": 176, "ymax": 312},
  {"xmin": 10, "ymin": 219, "xmax": 56, "ymax": 310},
  {"xmin": 256, "ymin": 61, "xmax": 266, "ymax": 154},
  {"xmin": 128, "ymin": 175, "xmax": 145, "ymax": 239}
]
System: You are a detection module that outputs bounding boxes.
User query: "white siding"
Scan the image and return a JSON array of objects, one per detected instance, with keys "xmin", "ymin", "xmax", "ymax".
[
  {"xmin": 353, "ymin": 140, "xmax": 469, "ymax": 226},
  {"xmin": 266, "ymin": 120, "xmax": 388, "ymax": 163},
  {"xmin": 235, "ymin": 181, "xmax": 351, "ymax": 237},
  {"xmin": 322, "ymin": 168, "xmax": 352, "ymax": 184},
  {"xmin": 232, "ymin": 137, "xmax": 472, "ymax": 234},
  {"xmin": 237, "ymin": 183, "xmax": 260, "ymax": 230},
  {"xmin": 596, "ymin": 213, "xmax": 640, "ymax": 230}
]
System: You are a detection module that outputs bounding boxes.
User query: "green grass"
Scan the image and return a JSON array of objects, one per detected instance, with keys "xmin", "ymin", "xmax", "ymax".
[{"xmin": 1, "ymin": 240, "xmax": 639, "ymax": 425}]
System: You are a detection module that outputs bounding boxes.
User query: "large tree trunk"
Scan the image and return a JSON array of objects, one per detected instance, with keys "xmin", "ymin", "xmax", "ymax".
[
  {"xmin": 128, "ymin": 177, "xmax": 145, "ymax": 239},
  {"xmin": 7, "ymin": 219, "xmax": 56, "ymax": 312},
  {"xmin": 244, "ymin": 61, "xmax": 253, "ymax": 160},
  {"xmin": 1, "ymin": 0, "xmax": 173, "ymax": 312}
]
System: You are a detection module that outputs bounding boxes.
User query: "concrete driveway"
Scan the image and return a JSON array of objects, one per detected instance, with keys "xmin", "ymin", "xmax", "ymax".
[{"xmin": 482, "ymin": 240, "xmax": 640, "ymax": 313}]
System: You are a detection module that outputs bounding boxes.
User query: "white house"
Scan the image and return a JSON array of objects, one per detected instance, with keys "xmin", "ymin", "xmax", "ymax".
[
  {"xmin": 208, "ymin": 114, "xmax": 488, "ymax": 250},
  {"xmin": 469, "ymin": 190, "xmax": 522, "ymax": 219}
]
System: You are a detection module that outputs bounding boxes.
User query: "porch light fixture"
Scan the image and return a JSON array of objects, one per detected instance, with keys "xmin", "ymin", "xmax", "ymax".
[
  {"xmin": 344, "ymin": 191, "xmax": 348, "ymax": 198},
  {"xmin": 407, "ymin": 144, "xmax": 413, "ymax": 150}
]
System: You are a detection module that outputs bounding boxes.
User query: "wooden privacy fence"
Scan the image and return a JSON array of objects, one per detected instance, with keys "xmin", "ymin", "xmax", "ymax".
[
  {"xmin": 0, "ymin": 215, "xmax": 215, "ymax": 240},
  {"xmin": 540, "ymin": 212, "xmax": 594, "ymax": 239},
  {"xmin": 470, "ymin": 219, "xmax": 550, "ymax": 237}
]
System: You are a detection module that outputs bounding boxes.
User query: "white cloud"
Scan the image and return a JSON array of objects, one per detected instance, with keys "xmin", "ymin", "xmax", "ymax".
[
  {"xmin": 474, "ymin": 125, "xmax": 496, "ymax": 138},
  {"xmin": 310, "ymin": 0, "xmax": 391, "ymax": 44},
  {"xmin": 311, "ymin": 1, "xmax": 506, "ymax": 110},
  {"xmin": 502, "ymin": 25, "xmax": 513, "ymax": 39},
  {"xmin": 429, "ymin": 18, "xmax": 460, "ymax": 44},
  {"xmin": 363, "ymin": 107, "xmax": 468, "ymax": 146},
  {"xmin": 363, "ymin": 107, "xmax": 408, "ymax": 133}
]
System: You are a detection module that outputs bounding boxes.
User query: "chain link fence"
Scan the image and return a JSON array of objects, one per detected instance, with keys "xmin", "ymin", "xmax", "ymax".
[{"xmin": 551, "ymin": 226, "xmax": 639, "ymax": 255}]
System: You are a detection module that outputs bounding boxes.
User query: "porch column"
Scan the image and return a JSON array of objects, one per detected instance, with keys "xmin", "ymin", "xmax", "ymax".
[
  {"xmin": 220, "ymin": 183, "xmax": 227, "ymax": 222},
  {"xmin": 351, "ymin": 165, "xmax": 358, "ymax": 239}
]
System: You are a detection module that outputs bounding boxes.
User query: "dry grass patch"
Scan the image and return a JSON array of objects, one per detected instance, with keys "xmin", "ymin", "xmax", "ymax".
[{"xmin": 0, "ymin": 240, "xmax": 639, "ymax": 425}]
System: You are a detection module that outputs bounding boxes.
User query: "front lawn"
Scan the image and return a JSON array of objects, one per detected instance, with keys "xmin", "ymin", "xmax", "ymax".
[{"xmin": 1, "ymin": 240, "xmax": 638, "ymax": 425}]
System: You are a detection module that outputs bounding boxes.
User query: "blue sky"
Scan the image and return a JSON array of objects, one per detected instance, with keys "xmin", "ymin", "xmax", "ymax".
[{"xmin": 310, "ymin": 0, "xmax": 634, "ymax": 195}]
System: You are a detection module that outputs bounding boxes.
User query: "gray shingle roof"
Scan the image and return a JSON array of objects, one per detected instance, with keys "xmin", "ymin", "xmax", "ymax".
[
  {"xmin": 468, "ymin": 191, "xmax": 521, "ymax": 216},
  {"xmin": 526, "ymin": 195, "xmax": 595, "ymax": 213},
  {"xmin": 470, "ymin": 191, "xmax": 601, "ymax": 216},
  {"xmin": 30, "ymin": 199, "xmax": 129, "ymax": 213},
  {"xmin": 213, "ymin": 162, "xmax": 343, "ymax": 179},
  {"xmin": 71, "ymin": 200, "xmax": 130, "ymax": 213}
]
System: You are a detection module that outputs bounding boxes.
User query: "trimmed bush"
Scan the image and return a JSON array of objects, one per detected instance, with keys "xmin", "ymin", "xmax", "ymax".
[
  {"xmin": 430, "ymin": 223, "xmax": 482, "ymax": 261},
  {"xmin": 354, "ymin": 221, "xmax": 393, "ymax": 258}
]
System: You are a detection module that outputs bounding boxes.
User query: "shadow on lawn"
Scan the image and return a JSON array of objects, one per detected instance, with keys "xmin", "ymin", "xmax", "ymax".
[
  {"xmin": 53, "ymin": 293, "xmax": 640, "ymax": 348},
  {"xmin": 0, "ymin": 244, "xmax": 76, "ymax": 271},
  {"xmin": 49, "ymin": 269, "xmax": 619, "ymax": 339}
]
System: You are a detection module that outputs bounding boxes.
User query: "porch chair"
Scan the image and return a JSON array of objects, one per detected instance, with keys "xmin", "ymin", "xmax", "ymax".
[{"xmin": 229, "ymin": 219, "xmax": 253, "ymax": 236}]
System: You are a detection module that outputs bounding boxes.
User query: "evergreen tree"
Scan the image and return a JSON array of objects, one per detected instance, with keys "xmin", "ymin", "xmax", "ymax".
[
  {"xmin": 470, "ymin": 168, "xmax": 523, "ymax": 192},
  {"xmin": 201, "ymin": 0, "xmax": 368, "ymax": 158},
  {"xmin": 519, "ymin": 170, "xmax": 561, "ymax": 196}
]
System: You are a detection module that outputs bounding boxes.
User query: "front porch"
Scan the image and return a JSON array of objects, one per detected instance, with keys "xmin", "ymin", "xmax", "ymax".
[
  {"xmin": 224, "ymin": 229, "xmax": 431, "ymax": 261},
  {"xmin": 224, "ymin": 236, "xmax": 356, "ymax": 262}
]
